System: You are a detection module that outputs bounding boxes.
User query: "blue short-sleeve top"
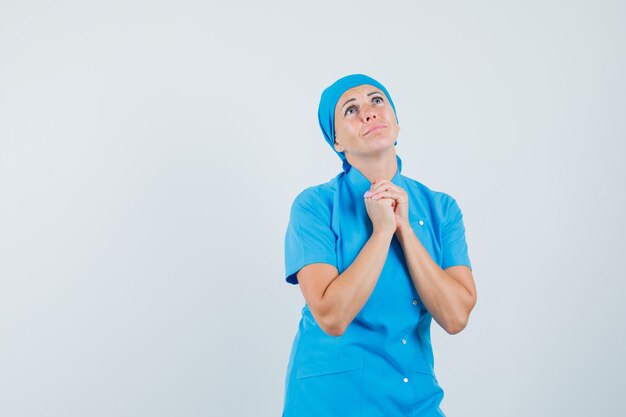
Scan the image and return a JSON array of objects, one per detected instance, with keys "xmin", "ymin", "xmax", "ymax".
[{"xmin": 282, "ymin": 154, "xmax": 472, "ymax": 416}]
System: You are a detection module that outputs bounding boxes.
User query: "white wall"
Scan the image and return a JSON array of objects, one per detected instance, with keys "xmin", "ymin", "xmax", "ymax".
[{"xmin": 1, "ymin": 1, "xmax": 624, "ymax": 416}]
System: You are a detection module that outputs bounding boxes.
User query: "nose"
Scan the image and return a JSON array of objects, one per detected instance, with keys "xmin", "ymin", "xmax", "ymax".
[{"xmin": 362, "ymin": 104, "xmax": 377, "ymax": 122}]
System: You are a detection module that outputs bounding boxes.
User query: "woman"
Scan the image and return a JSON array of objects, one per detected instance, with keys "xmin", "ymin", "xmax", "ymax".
[{"xmin": 282, "ymin": 74, "xmax": 477, "ymax": 417}]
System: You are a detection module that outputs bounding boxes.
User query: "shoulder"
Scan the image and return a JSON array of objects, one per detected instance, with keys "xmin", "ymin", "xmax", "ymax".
[
  {"xmin": 401, "ymin": 174, "xmax": 457, "ymax": 205},
  {"xmin": 400, "ymin": 175, "xmax": 462, "ymax": 218},
  {"xmin": 290, "ymin": 174, "xmax": 341, "ymax": 210}
]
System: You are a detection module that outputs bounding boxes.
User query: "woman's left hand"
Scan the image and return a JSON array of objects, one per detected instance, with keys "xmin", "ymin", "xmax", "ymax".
[{"xmin": 364, "ymin": 181, "xmax": 410, "ymax": 232}]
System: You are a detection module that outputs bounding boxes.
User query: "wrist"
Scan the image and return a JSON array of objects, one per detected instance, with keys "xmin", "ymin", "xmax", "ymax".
[
  {"xmin": 394, "ymin": 221, "xmax": 413, "ymax": 239},
  {"xmin": 372, "ymin": 228, "xmax": 395, "ymax": 242}
]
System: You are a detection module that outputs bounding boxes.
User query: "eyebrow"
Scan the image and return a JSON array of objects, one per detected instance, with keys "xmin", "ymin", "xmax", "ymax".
[{"xmin": 341, "ymin": 91, "xmax": 384, "ymax": 111}]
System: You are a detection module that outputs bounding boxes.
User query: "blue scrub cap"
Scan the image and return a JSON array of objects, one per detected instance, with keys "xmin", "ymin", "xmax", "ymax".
[{"xmin": 318, "ymin": 74, "xmax": 399, "ymax": 172}]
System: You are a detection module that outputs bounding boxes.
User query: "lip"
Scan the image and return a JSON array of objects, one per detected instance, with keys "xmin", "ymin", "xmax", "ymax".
[{"xmin": 363, "ymin": 124, "xmax": 387, "ymax": 135}]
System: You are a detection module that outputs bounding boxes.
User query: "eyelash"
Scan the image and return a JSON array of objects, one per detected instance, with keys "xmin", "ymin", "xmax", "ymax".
[{"xmin": 345, "ymin": 96, "xmax": 384, "ymax": 116}]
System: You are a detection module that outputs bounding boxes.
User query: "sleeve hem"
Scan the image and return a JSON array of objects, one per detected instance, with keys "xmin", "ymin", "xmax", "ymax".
[
  {"xmin": 286, "ymin": 256, "xmax": 338, "ymax": 285},
  {"xmin": 442, "ymin": 261, "xmax": 472, "ymax": 272}
]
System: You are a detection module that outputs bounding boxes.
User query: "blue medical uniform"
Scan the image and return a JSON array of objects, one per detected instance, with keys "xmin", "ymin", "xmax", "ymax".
[{"xmin": 282, "ymin": 155, "xmax": 472, "ymax": 417}]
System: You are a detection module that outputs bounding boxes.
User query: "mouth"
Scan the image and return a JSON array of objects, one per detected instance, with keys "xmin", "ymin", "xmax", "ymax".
[{"xmin": 363, "ymin": 124, "xmax": 387, "ymax": 136}]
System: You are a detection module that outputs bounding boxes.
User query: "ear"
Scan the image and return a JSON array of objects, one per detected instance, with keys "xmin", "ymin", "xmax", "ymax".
[{"xmin": 334, "ymin": 138, "xmax": 345, "ymax": 153}]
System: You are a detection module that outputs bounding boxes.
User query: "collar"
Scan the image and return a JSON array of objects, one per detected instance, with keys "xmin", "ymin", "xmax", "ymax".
[{"xmin": 345, "ymin": 154, "xmax": 403, "ymax": 190}]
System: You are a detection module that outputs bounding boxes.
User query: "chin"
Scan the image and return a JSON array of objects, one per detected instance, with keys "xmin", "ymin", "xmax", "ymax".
[
  {"xmin": 364, "ymin": 141, "xmax": 395, "ymax": 155},
  {"xmin": 370, "ymin": 135, "xmax": 396, "ymax": 147}
]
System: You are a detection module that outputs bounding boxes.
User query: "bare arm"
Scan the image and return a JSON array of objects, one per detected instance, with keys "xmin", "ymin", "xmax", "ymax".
[
  {"xmin": 364, "ymin": 180, "xmax": 477, "ymax": 335},
  {"xmin": 395, "ymin": 224, "xmax": 477, "ymax": 334},
  {"xmin": 297, "ymin": 231, "xmax": 393, "ymax": 336},
  {"xmin": 297, "ymin": 196, "xmax": 397, "ymax": 337}
]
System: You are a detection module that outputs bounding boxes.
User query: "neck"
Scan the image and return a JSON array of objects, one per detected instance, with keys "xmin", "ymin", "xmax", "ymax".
[{"xmin": 346, "ymin": 149, "xmax": 398, "ymax": 184}]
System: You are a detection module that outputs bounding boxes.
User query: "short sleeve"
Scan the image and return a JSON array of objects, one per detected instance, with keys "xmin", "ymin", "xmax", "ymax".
[
  {"xmin": 284, "ymin": 190, "xmax": 338, "ymax": 285},
  {"xmin": 441, "ymin": 197, "xmax": 472, "ymax": 271}
]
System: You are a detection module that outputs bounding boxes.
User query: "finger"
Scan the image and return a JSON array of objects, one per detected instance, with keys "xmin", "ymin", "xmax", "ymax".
[
  {"xmin": 366, "ymin": 185, "xmax": 394, "ymax": 198},
  {"xmin": 366, "ymin": 182, "xmax": 406, "ymax": 195},
  {"xmin": 370, "ymin": 181, "xmax": 404, "ymax": 195},
  {"xmin": 377, "ymin": 197, "xmax": 396, "ymax": 207},
  {"xmin": 370, "ymin": 190, "xmax": 402, "ymax": 201},
  {"xmin": 369, "ymin": 180, "xmax": 393, "ymax": 193}
]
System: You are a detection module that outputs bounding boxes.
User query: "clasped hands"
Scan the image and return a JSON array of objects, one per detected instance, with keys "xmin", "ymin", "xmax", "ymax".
[{"xmin": 363, "ymin": 180, "xmax": 410, "ymax": 235}]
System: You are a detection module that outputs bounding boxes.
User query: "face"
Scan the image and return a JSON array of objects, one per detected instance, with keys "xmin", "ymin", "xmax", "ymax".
[{"xmin": 333, "ymin": 84, "xmax": 400, "ymax": 159}]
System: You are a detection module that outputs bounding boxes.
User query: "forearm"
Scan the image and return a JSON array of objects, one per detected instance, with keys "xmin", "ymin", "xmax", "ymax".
[
  {"xmin": 320, "ymin": 231, "xmax": 393, "ymax": 335},
  {"xmin": 395, "ymin": 225, "xmax": 474, "ymax": 334}
]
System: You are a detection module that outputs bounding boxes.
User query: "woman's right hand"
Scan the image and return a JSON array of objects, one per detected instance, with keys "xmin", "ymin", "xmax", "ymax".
[{"xmin": 364, "ymin": 195, "xmax": 396, "ymax": 237}]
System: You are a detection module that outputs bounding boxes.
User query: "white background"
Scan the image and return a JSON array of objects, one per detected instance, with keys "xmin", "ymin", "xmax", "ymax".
[{"xmin": 1, "ymin": 1, "xmax": 624, "ymax": 416}]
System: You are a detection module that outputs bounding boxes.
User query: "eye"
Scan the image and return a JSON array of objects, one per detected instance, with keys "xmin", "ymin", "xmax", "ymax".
[
  {"xmin": 345, "ymin": 105, "xmax": 357, "ymax": 116},
  {"xmin": 372, "ymin": 96, "xmax": 384, "ymax": 104}
]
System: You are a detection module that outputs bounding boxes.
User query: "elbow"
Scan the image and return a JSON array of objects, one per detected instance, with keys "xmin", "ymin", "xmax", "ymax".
[
  {"xmin": 444, "ymin": 314, "xmax": 470, "ymax": 335},
  {"xmin": 323, "ymin": 325, "xmax": 346, "ymax": 337},
  {"xmin": 309, "ymin": 300, "xmax": 349, "ymax": 337},
  {"xmin": 446, "ymin": 293, "xmax": 477, "ymax": 335},
  {"xmin": 444, "ymin": 321, "xmax": 467, "ymax": 335},
  {"xmin": 320, "ymin": 319, "xmax": 347, "ymax": 337},
  {"xmin": 317, "ymin": 314, "xmax": 348, "ymax": 337}
]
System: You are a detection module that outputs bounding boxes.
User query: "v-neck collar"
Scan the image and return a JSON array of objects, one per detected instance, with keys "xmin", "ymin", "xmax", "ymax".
[{"xmin": 345, "ymin": 154, "xmax": 403, "ymax": 191}]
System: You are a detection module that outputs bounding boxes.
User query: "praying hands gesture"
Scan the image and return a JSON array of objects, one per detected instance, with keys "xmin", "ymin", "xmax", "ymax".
[{"xmin": 364, "ymin": 180, "xmax": 410, "ymax": 234}]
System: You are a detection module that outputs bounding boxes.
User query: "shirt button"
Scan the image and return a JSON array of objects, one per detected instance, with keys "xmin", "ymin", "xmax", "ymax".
[
  {"xmin": 401, "ymin": 339, "xmax": 407, "ymax": 345},
  {"xmin": 412, "ymin": 299, "xmax": 418, "ymax": 305},
  {"xmin": 418, "ymin": 220, "xmax": 424, "ymax": 226},
  {"xmin": 403, "ymin": 377, "xmax": 409, "ymax": 383}
]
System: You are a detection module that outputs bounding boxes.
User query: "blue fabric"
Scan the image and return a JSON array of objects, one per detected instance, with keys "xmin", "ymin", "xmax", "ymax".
[
  {"xmin": 282, "ymin": 154, "xmax": 472, "ymax": 416},
  {"xmin": 318, "ymin": 74, "xmax": 399, "ymax": 173}
]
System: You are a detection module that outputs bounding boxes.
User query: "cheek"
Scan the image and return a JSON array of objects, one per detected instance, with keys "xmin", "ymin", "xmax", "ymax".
[
  {"xmin": 334, "ymin": 121, "xmax": 345, "ymax": 140},
  {"xmin": 386, "ymin": 122, "xmax": 400, "ymax": 140},
  {"xmin": 336, "ymin": 119, "xmax": 357, "ymax": 138}
]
